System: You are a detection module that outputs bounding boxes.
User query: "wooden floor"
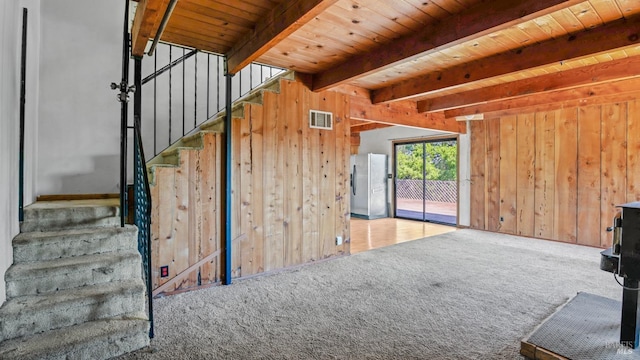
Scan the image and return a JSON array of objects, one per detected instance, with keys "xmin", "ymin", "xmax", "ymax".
[{"xmin": 350, "ymin": 217, "xmax": 456, "ymax": 254}]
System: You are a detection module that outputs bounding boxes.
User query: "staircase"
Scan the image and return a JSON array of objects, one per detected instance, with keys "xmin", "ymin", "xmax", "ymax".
[
  {"xmin": 0, "ymin": 199, "xmax": 150, "ymax": 360},
  {"xmin": 146, "ymin": 70, "xmax": 294, "ymax": 171},
  {"xmin": 144, "ymin": 71, "xmax": 295, "ymax": 293}
]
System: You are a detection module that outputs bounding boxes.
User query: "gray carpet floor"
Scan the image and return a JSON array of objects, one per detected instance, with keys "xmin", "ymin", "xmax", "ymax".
[{"xmin": 118, "ymin": 229, "xmax": 621, "ymax": 360}]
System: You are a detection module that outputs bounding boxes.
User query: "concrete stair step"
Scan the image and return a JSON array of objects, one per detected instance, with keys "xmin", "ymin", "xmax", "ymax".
[
  {"xmin": 0, "ymin": 318, "xmax": 149, "ymax": 360},
  {"xmin": 0, "ymin": 279, "xmax": 146, "ymax": 341},
  {"xmin": 12, "ymin": 225, "xmax": 138, "ymax": 263},
  {"xmin": 6, "ymin": 251, "xmax": 142, "ymax": 298},
  {"xmin": 145, "ymin": 71, "xmax": 294, "ymax": 169},
  {"xmin": 199, "ymin": 104, "xmax": 245, "ymax": 132},
  {"xmin": 180, "ymin": 130, "xmax": 209, "ymax": 148},
  {"xmin": 147, "ymin": 164, "xmax": 177, "ymax": 186},
  {"xmin": 198, "ymin": 71, "xmax": 292, "ymax": 132},
  {"xmin": 198, "ymin": 115, "xmax": 225, "ymax": 131},
  {"xmin": 21, "ymin": 199, "xmax": 121, "ymax": 232},
  {"xmin": 159, "ymin": 150, "xmax": 181, "ymax": 166},
  {"xmin": 146, "ymin": 130, "xmax": 224, "ymax": 185}
]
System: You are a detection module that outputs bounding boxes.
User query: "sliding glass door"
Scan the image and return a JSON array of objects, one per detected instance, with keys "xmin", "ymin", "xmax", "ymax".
[{"xmin": 394, "ymin": 139, "xmax": 457, "ymax": 225}]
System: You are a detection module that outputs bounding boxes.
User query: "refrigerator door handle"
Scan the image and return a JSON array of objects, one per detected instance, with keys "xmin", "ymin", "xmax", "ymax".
[{"xmin": 352, "ymin": 165, "xmax": 357, "ymax": 196}]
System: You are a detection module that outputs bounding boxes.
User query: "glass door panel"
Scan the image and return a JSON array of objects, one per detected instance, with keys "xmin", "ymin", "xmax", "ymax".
[
  {"xmin": 395, "ymin": 143, "xmax": 425, "ymax": 221},
  {"xmin": 423, "ymin": 140, "xmax": 457, "ymax": 224},
  {"xmin": 394, "ymin": 139, "xmax": 457, "ymax": 225}
]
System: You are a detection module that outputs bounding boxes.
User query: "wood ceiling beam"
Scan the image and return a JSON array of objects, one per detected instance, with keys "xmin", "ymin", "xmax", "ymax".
[
  {"xmin": 350, "ymin": 119, "xmax": 370, "ymax": 126},
  {"xmin": 332, "ymin": 84, "xmax": 371, "ymax": 99},
  {"xmin": 311, "ymin": 0, "xmax": 583, "ymax": 92},
  {"xmin": 350, "ymin": 96, "xmax": 465, "ymax": 133},
  {"xmin": 372, "ymin": 15, "xmax": 640, "ymax": 104},
  {"xmin": 226, "ymin": 0, "xmax": 339, "ymax": 75},
  {"xmin": 351, "ymin": 122, "xmax": 393, "ymax": 132},
  {"xmin": 417, "ymin": 56, "xmax": 640, "ymax": 113},
  {"xmin": 351, "ymin": 132, "xmax": 361, "ymax": 146},
  {"xmin": 131, "ymin": 0, "xmax": 171, "ymax": 57},
  {"xmin": 444, "ymin": 77, "xmax": 640, "ymax": 119}
]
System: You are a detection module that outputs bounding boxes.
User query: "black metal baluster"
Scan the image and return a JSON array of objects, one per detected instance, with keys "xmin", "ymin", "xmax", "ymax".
[
  {"xmin": 153, "ymin": 49, "xmax": 157, "ymax": 156},
  {"xmin": 194, "ymin": 52, "xmax": 197, "ymax": 128},
  {"xmin": 239, "ymin": 67, "xmax": 243, "ymax": 97},
  {"xmin": 224, "ymin": 69, "xmax": 233, "ymax": 285},
  {"xmin": 118, "ymin": 0, "xmax": 130, "ymax": 228},
  {"xmin": 217, "ymin": 56, "xmax": 221, "ymax": 112},
  {"xmin": 182, "ymin": 47, "xmax": 185, "ymax": 137},
  {"xmin": 19, "ymin": 8, "xmax": 27, "ymax": 222},
  {"xmin": 169, "ymin": 45, "xmax": 172, "ymax": 148},
  {"xmin": 206, "ymin": 54, "xmax": 210, "ymax": 119}
]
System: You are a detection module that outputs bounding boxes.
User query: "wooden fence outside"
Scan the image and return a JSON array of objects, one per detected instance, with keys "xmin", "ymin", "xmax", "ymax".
[{"xmin": 395, "ymin": 179, "xmax": 457, "ymax": 203}]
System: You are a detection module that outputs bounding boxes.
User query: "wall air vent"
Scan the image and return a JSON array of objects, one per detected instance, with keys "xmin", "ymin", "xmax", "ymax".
[{"xmin": 309, "ymin": 110, "xmax": 333, "ymax": 130}]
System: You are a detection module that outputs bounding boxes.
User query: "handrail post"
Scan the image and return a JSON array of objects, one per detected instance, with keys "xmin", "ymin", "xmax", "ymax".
[
  {"xmin": 19, "ymin": 8, "xmax": 28, "ymax": 222},
  {"xmin": 134, "ymin": 57, "xmax": 142, "ymax": 131},
  {"xmin": 223, "ymin": 63, "xmax": 233, "ymax": 285},
  {"xmin": 118, "ymin": 0, "xmax": 130, "ymax": 227}
]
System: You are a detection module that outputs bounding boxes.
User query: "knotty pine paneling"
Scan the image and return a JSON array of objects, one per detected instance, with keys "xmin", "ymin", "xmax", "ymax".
[
  {"xmin": 149, "ymin": 77, "xmax": 351, "ymax": 293},
  {"xmin": 553, "ymin": 108, "xmax": 578, "ymax": 243},
  {"xmin": 499, "ymin": 115, "xmax": 517, "ymax": 234},
  {"xmin": 150, "ymin": 132, "xmax": 223, "ymax": 292},
  {"xmin": 469, "ymin": 121, "xmax": 486, "ymax": 229},
  {"xmin": 469, "ymin": 99, "xmax": 640, "ymax": 247},
  {"xmin": 232, "ymin": 78, "xmax": 350, "ymax": 278},
  {"xmin": 515, "ymin": 113, "xmax": 535, "ymax": 237},
  {"xmin": 627, "ymin": 100, "xmax": 640, "ymax": 203},
  {"xmin": 600, "ymin": 103, "xmax": 627, "ymax": 247},
  {"xmin": 576, "ymin": 105, "xmax": 602, "ymax": 247}
]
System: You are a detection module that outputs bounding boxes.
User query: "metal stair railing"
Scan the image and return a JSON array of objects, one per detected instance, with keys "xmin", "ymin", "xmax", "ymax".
[
  {"xmin": 132, "ymin": 113, "xmax": 153, "ymax": 338},
  {"xmin": 115, "ymin": 1, "xmax": 286, "ymax": 338},
  {"xmin": 139, "ymin": 42, "xmax": 285, "ymax": 158},
  {"xmin": 133, "ymin": 57, "xmax": 154, "ymax": 338}
]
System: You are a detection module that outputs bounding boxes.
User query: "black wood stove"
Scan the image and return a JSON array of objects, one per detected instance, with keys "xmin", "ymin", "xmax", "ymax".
[{"xmin": 601, "ymin": 201, "xmax": 640, "ymax": 348}]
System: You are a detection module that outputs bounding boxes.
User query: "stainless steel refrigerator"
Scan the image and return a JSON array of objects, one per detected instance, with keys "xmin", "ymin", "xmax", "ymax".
[{"xmin": 350, "ymin": 153, "xmax": 388, "ymax": 219}]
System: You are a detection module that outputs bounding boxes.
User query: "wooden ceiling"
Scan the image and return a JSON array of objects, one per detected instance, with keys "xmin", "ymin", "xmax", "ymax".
[{"xmin": 131, "ymin": 0, "xmax": 640, "ymax": 130}]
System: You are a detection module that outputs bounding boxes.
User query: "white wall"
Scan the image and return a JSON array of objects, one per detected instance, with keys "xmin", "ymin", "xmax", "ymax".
[
  {"xmin": 458, "ymin": 125, "xmax": 471, "ymax": 227},
  {"xmin": 358, "ymin": 125, "xmax": 470, "ymax": 226},
  {"xmin": 358, "ymin": 126, "xmax": 447, "ymax": 155},
  {"xmin": 38, "ymin": 0, "xmax": 125, "ymax": 195},
  {"xmin": 0, "ymin": 0, "xmax": 40, "ymax": 305}
]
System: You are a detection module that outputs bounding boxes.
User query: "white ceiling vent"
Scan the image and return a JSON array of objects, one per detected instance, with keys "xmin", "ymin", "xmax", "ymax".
[{"xmin": 309, "ymin": 110, "xmax": 333, "ymax": 130}]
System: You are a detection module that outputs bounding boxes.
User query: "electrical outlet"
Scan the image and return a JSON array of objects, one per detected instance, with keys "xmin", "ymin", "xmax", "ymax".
[
  {"xmin": 500, "ymin": 216, "xmax": 504, "ymax": 222},
  {"xmin": 160, "ymin": 265, "xmax": 169, "ymax": 278},
  {"xmin": 336, "ymin": 236, "xmax": 343, "ymax": 246}
]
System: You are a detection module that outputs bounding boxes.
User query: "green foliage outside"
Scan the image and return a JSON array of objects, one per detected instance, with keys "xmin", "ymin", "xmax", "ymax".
[{"xmin": 396, "ymin": 141, "xmax": 457, "ymax": 181}]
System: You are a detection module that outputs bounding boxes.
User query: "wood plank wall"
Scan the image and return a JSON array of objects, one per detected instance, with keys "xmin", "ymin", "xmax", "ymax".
[
  {"xmin": 150, "ymin": 132, "xmax": 223, "ymax": 292},
  {"xmin": 149, "ymin": 76, "xmax": 351, "ymax": 293},
  {"xmin": 232, "ymin": 79, "xmax": 351, "ymax": 278},
  {"xmin": 470, "ymin": 99, "xmax": 640, "ymax": 247}
]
